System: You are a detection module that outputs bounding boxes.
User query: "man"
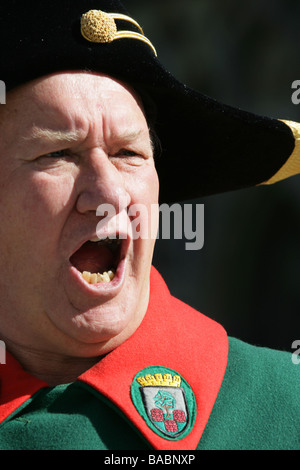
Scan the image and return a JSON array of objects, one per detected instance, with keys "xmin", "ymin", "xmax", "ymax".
[
  {"xmin": 0, "ymin": 1, "xmax": 299, "ymax": 450},
  {"xmin": 0, "ymin": 72, "xmax": 159, "ymax": 382}
]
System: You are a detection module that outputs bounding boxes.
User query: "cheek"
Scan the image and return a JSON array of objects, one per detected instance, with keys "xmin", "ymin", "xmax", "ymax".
[
  {"xmin": 128, "ymin": 165, "xmax": 159, "ymax": 206},
  {"xmin": 21, "ymin": 172, "xmax": 76, "ymax": 223},
  {"xmin": 0, "ymin": 171, "xmax": 76, "ymax": 265}
]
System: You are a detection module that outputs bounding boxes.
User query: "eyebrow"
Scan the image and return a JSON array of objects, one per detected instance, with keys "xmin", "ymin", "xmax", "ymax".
[
  {"xmin": 29, "ymin": 127, "xmax": 146, "ymax": 143},
  {"xmin": 26, "ymin": 126, "xmax": 156, "ymax": 155},
  {"xmin": 112, "ymin": 128, "xmax": 146, "ymax": 143},
  {"xmin": 28, "ymin": 127, "xmax": 82, "ymax": 144},
  {"xmin": 117, "ymin": 128, "xmax": 156, "ymax": 157}
]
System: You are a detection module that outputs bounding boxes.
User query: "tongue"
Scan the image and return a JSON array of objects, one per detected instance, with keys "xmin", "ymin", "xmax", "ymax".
[{"xmin": 70, "ymin": 242, "xmax": 115, "ymax": 273}]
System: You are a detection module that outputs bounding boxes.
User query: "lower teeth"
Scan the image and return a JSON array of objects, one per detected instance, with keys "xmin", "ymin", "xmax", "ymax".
[{"xmin": 82, "ymin": 270, "xmax": 115, "ymax": 284}]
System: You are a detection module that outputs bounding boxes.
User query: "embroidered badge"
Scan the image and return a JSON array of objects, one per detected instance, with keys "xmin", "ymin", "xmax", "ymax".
[{"xmin": 131, "ymin": 366, "xmax": 196, "ymax": 440}]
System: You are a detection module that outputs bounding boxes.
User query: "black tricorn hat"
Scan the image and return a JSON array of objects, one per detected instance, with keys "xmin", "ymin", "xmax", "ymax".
[{"xmin": 1, "ymin": 0, "xmax": 299, "ymax": 203}]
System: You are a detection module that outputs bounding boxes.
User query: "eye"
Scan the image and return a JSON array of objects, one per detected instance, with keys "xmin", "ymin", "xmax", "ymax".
[
  {"xmin": 110, "ymin": 149, "xmax": 147, "ymax": 167},
  {"xmin": 34, "ymin": 148, "xmax": 76, "ymax": 167},
  {"xmin": 116, "ymin": 149, "xmax": 140, "ymax": 157},
  {"xmin": 43, "ymin": 149, "xmax": 68, "ymax": 158}
]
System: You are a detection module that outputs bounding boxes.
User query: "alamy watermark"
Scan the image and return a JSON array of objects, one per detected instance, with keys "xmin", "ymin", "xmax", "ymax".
[
  {"xmin": 0, "ymin": 340, "xmax": 6, "ymax": 364},
  {"xmin": 291, "ymin": 80, "xmax": 300, "ymax": 105},
  {"xmin": 96, "ymin": 200, "xmax": 204, "ymax": 251},
  {"xmin": 0, "ymin": 80, "xmax": 5, "ymax": 104},
  {"xmin": 291, "ymin": 340, "xmax": 300, "ymax": 365}
]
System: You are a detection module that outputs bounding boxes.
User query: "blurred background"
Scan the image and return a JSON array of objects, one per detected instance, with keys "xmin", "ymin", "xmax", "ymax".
[{"xmin": 125, "ymin": 0, "xmax": 300, "ymax": 352}]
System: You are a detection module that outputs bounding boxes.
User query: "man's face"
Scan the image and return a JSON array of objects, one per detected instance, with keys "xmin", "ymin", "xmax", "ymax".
[{"xmin": 0, "ymin": 72, "xmax": 159, "ymax": 358}]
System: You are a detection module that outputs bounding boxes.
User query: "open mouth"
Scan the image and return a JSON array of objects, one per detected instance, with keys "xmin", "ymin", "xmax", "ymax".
[{"xmin": 69, "ymin": 236, "xmax": 123, "ymax": 285}]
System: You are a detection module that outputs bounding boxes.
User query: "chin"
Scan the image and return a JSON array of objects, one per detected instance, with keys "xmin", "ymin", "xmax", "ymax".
[{"xmin": 64, "ymin": 298, "xmax": 139, "ymax": 345}]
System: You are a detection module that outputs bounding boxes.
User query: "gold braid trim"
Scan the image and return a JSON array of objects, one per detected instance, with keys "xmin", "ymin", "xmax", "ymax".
[{"xmin": 263, "ymin": 120, "xmax": 300, "ymax": 184}]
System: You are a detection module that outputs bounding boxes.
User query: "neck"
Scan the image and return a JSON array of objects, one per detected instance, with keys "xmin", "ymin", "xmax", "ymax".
[{"xmin": 5, "ymin": 341, "xmax": 101, "ymax": 386}]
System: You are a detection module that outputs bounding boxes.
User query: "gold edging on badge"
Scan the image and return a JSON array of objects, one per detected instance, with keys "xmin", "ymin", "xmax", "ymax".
[{"xmin": 80, "ymin": 10, "xmax": 157, "ymax": 57}]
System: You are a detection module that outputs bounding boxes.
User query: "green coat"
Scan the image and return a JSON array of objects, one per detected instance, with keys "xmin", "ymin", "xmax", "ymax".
[{"xmin": 0, "ymin": 268, "xmax": 299, "ymax": 450}]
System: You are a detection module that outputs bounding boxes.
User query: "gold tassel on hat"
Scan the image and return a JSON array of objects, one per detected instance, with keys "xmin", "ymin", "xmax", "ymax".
[{"xmin": 80, "ymin": 10, "xmax": 157, "ymax": 56}]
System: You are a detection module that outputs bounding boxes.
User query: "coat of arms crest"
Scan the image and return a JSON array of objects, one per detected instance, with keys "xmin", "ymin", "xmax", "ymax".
[{"xmin": 131, "ymin": 366, "xmax": 196, "ymax": 440}]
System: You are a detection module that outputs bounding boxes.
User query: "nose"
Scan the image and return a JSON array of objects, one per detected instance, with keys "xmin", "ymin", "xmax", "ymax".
[{"xmin": 76, "ymin": 150, "xmax": 131, "ymax": 214}]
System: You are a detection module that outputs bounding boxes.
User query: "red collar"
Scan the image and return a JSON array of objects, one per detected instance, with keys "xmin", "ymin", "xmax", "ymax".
[
  {"xmin": 0, "ymin": 267, "xmax": 228, "ymax": 450},
  {"xmin": 0, "ymin": 352, "xmax": 47, "ymax": 423}
]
